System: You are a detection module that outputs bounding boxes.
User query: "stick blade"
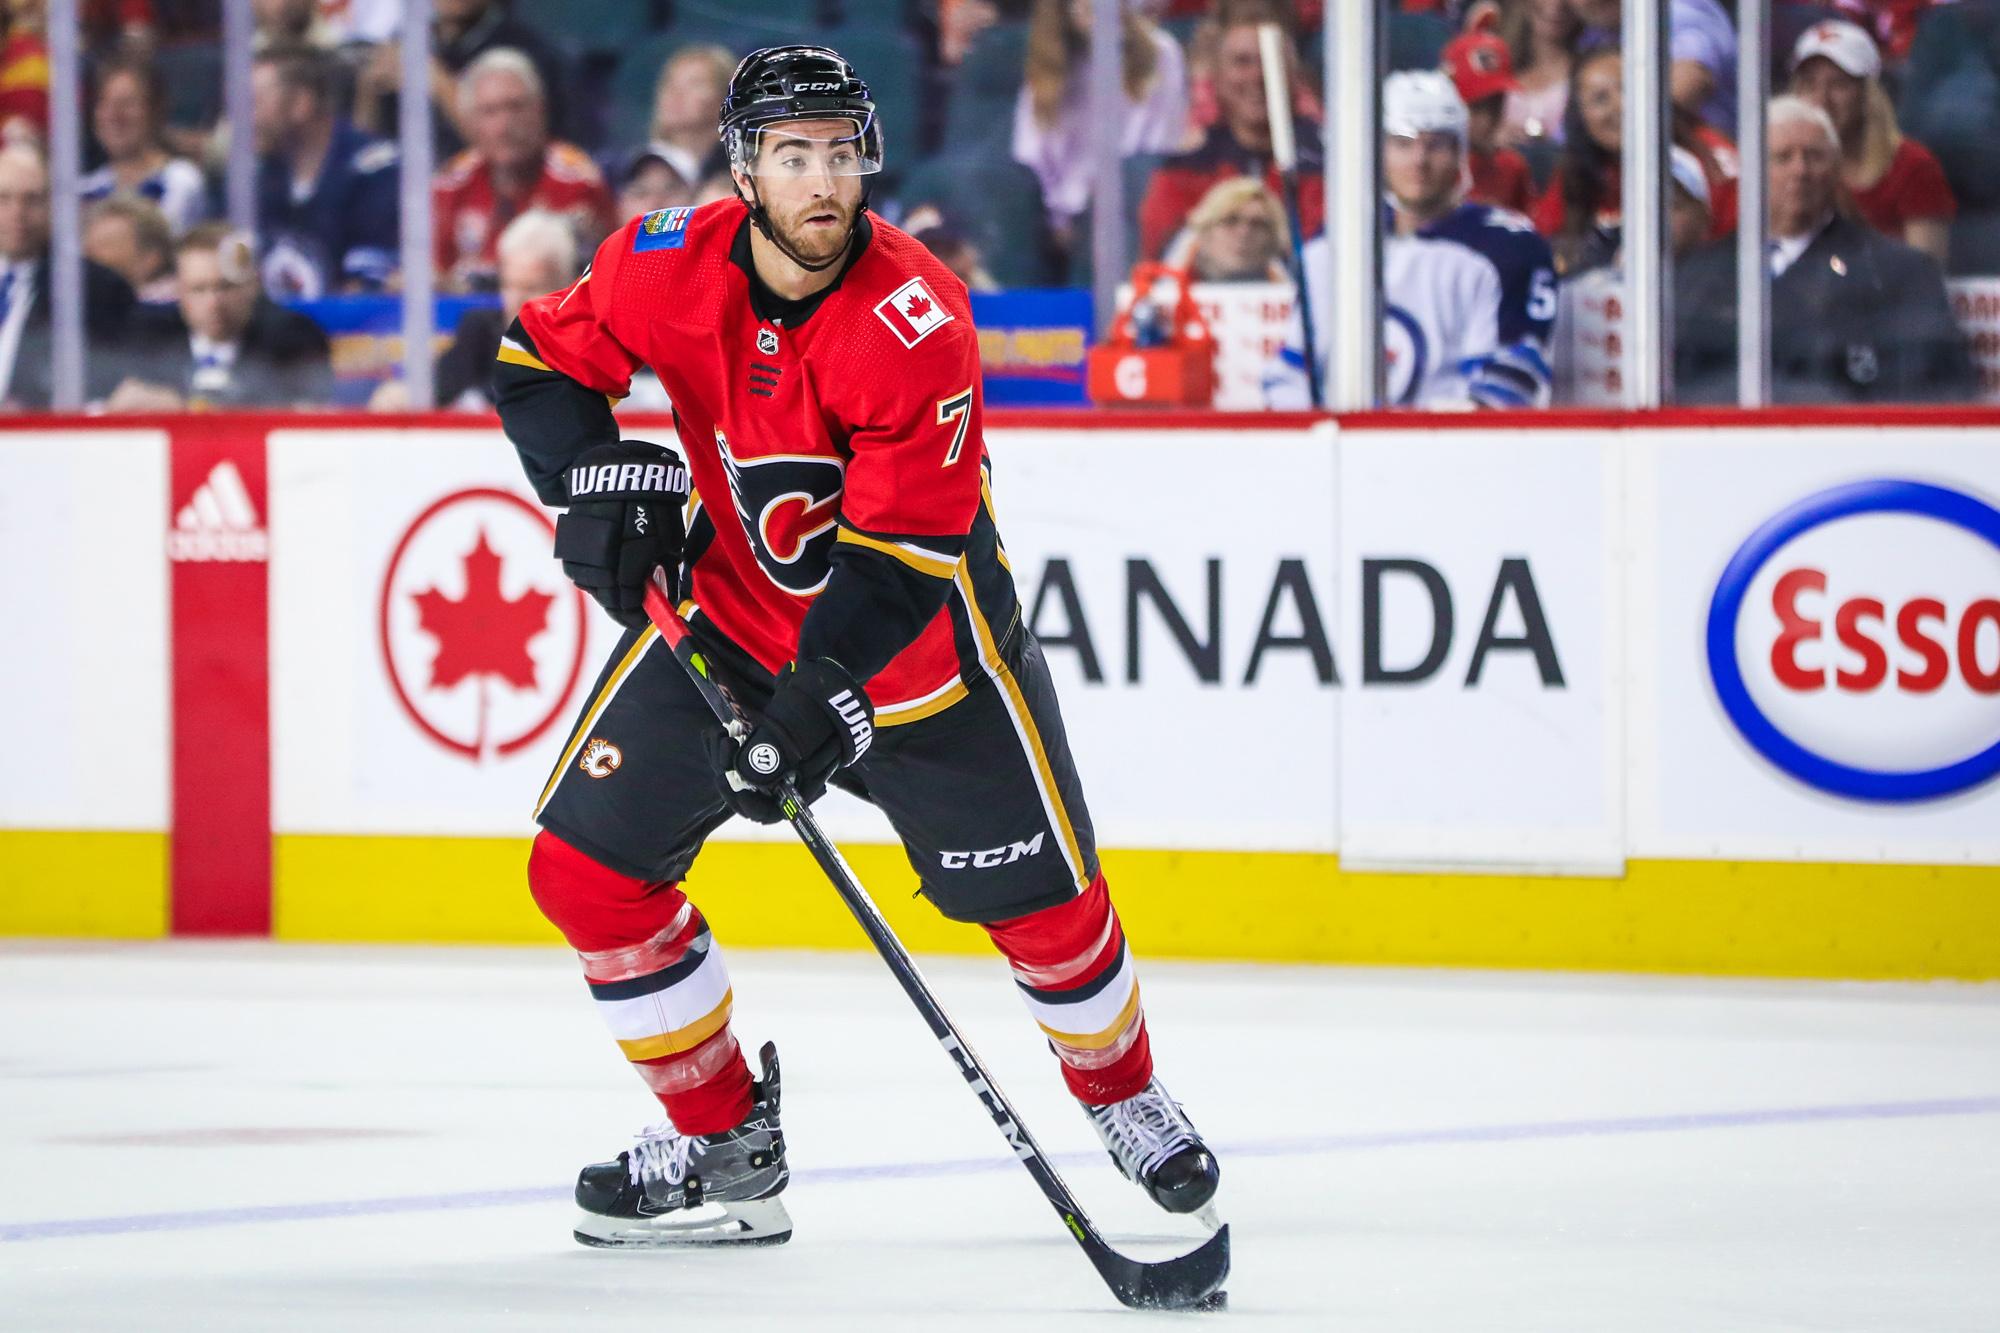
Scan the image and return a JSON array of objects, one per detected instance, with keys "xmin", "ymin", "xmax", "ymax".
[{"xmin": 1089, "ymin": 1222, "xmax": 1231, "ymax": 1311}]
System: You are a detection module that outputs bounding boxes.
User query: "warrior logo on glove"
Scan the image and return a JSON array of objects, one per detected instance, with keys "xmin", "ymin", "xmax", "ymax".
[{"xmin": 552, "ymin": 439, "xmax": 691, "ymax": 627}]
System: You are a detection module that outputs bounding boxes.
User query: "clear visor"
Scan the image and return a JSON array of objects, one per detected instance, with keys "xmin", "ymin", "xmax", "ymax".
[{"xmin": 743, "ymin": 118, "xmax": 882, "ymax": 179}]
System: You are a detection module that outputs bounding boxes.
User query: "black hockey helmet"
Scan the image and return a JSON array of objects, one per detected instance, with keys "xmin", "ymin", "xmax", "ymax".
[
  {"xmin": 718, "ymin": 45, "xmax": 881, "ymax": 272},
  {"xmin": 718, "ymin": 45, "xmax": 882, "ymax": 176}
]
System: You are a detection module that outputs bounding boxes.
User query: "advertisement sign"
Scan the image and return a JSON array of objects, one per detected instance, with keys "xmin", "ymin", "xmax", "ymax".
[
  {"xmin": 0, "ymin": 430, "xmax": 169, "ymax": 832},
  {"xmin": 992, "ymin": 424, "xmax": 1339, "ymax": 852},
  {"xmin": 970, "ymin": 289, "xmax": 1092, "ymax": 407},
  {"xmin": 1335, "ymin": 428, "xmax": 1621, "ymax": 869},
  {"xmin": 1634, "ymin": 428, "xmax": 2000, "ymax": 862},
  {"xmin": 268, "ymin": 429, "xmax": 624, "ymax": 837}
]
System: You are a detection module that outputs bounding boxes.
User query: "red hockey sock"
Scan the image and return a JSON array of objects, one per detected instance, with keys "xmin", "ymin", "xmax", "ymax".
[
  {"xmin": 982, "ymin": 874, "xmax": 1154, "ymax": 1105},
  {"xmin": 528, "ymin": 831, "xmax": 753, "ymax": 1135}
]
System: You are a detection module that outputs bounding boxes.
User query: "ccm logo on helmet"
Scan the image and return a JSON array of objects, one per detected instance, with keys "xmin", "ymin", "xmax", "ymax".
[
  {"xmin": 941, "ymin": 834, "xmax": 1044, "ymax": 870},
  {"xmin": 1706, "ymin": 479, "xmax": 2000, "ymax": 802}
]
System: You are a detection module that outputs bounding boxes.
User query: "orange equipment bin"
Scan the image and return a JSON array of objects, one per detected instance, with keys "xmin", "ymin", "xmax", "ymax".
[{"xmin": 1086, "ymin": 264, "xmax": 1218, "ymax": 408}]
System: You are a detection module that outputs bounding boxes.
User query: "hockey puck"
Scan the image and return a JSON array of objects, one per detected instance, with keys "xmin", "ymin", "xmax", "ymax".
[{"xmin": 1191, "ymin": 1289, "xmax": 1228, "ymax": 1312}]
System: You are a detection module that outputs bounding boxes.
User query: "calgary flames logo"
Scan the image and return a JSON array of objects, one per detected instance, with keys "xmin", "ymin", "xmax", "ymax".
[
  {"xmin": 580, "ymin": 738, "xmax": 623, "ymax": 778},
  {"xmin": 714, "ymin": 426, "xmax": 846, "ymax": 596}
]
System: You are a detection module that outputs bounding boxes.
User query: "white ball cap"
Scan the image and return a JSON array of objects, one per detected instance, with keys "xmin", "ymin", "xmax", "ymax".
[
  {"xmin": 1791, "ymin": 19, "xmax": 1881, "ymax": 81},
  {"xmin": 1383, "ymin": 69, "xmax": 1469, "ymax": 142}
]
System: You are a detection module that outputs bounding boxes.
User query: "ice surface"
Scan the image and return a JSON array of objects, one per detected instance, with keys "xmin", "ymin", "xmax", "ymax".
[{"xmin": 3, "ymin": 941, "xmax": 1998, "ymax": 1331}]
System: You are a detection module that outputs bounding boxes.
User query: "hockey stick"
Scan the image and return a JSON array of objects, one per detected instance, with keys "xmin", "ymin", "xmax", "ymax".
[
  {"xmin": 1258, "ymin": 21, "xmax": 1322, "ymax": 408},
  {"xmin": 641, "ymin": 573, "xmax": 1230, "ymax": 1312}
]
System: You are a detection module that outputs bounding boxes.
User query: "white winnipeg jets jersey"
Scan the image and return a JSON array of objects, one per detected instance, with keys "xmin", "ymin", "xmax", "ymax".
[{"xmin": 1266, "ymin": 202, "xmax": 1556, "ymax": 409}]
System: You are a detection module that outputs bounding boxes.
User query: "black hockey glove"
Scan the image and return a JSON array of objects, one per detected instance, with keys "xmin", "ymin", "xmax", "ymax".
[
  {"xmin": 707, "ymin": 658, "xmax": 875, "ymax": 824},
  {"xmin": 553, "ymin": 440, "xmax": 690, "ymax": 628}
]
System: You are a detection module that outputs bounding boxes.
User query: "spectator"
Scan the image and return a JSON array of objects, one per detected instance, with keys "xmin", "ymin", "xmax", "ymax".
[
  {"xmin": 914, "ymin": 221, "xmax": 1001, "ymax": 292},
  {"xmin": 251, "ymin": 0, "xmax": 340, "ymax": 51},
  {"xmin": 353, "ymin": 0, "xmax": 571, "ymax": 154},
  {"xmin": 81, "ymin": 58, "xmax": 207, "ymax": 236},
  {"xmin": 646, "ymin": 45, "xmax": 734, "ymax": 199},
  {"xmin": 1444, "ymin": 22, "xmax": 1534, "ymax": 214},
  {"xmin": 83, "ymin": 195, "xmax": 175, "ymax": 303},
  {"xmin": 1678, "ymin": 96, "xmax": 1971, "ymax": 404},
  {"xmin": 433, "ymin": 47, "xmax": 612, "ymax": 291},
  {"xmin": 0, "ymin": 144, "xmax": 135, "ymax": 408},
  {"xmin": 614, "ymin": 148, "xmax": 693, "ymax": 227},
  {"xmin": 1498, "ymin": 0, "xmax": 1579, "ymax": 148},
  {"xmin": 1138, "ymin": 13, "xmax": 1322, "ymax": 260},
  {"xmin": 374, "ymin": 208, "xmax": 578, "ymax": 411},
  {"xmin": 1567, "ymin": 0, "xmax": 1738, "ymax": 135},
  {"xmin": 1813, "ymin": 0, "xmax": 1940, "ymax": 66},
  {"xmin": 692, "ymin": 169, "xmax": 736, "ymax": 207},
  {"xmin": 253, "ymin": 44, "xmax": 400, "ymax": 298},
  {"xmin": 106, "ymin": 221, "xmax": 332, "ymax": 410},
  {"xmin": 1268, "ymin": 72, "xmax": 1555, "ymax": 410},
  {"xmin": 1788, "ymin": 20, "xmax": 1955, "ymax": 265},
  {"xmin": 1168, "ymin": 176, "xmax": 1289, "ymax": 282},
  {"xmin": 1012, "ymin": 0, "xmax": 1188, "ymax": 248},
  {"xmin": 0, "ymin": 0, "xmax": 49, "ymax": 146},
  {"xmin": 1532, "ymin": 46, "xmax": 1737, "ymax": 274}
]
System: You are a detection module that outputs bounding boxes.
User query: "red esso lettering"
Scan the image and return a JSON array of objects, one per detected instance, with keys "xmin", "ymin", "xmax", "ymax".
[{"xmin": 1769, "ymin": 567, "xmax": 2000, "ymax": 694}]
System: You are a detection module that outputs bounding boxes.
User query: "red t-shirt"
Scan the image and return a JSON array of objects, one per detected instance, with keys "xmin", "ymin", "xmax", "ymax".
[
  {"xmin": 1468, "ymin": 147, "xmax": 1534, "ymax": 216},
  {"xmin": 433, "ymin": 141, "xmax": 614, "ymax": 287},
  {"xmin": 1851, "ymin": 138, "xmax": 1957, "ymax": 239}
]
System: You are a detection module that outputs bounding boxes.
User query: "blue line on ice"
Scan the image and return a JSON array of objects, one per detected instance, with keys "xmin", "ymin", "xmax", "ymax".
[{"xmin": 4, "ymin": 1094, "xmax": 1996, "ymax": 1244}]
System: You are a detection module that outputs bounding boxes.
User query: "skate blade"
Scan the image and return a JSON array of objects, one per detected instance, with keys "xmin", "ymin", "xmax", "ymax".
[
  {"xmin": 1193, "ymin": 1203, "xmax": 1223, "ymax": 1234},
  {"xmin": 572, "ymin": 1197, "xmax": 793, "ymax": 1249}
]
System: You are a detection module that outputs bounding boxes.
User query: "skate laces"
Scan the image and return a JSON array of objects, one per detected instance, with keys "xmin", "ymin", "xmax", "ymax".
[
  {"xmin": 1092, "ymin": 1081, "xmax": 1197, "ymax": 1179},
  {"xmin": 628, "ymin": 1122, "xmax": 702, "ymax": 1189}
]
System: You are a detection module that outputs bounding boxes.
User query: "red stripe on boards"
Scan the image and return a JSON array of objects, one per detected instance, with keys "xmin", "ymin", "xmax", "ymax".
[{"xmin": 167, "ymin": 421, "xmax": 271, "ymax": 935}]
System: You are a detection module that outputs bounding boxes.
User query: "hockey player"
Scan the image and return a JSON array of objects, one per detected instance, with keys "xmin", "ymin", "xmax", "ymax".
[
  {"xmin": 1265, "ymin": 70, "xmax": 1557, "ymax": 410},
  {"xmin": 494, "ymin": 46, "xmax": 1220, "ymax": 1248}
]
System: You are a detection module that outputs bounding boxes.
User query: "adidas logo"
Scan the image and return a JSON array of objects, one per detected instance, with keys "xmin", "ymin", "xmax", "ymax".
[{"xmin": 168, "ymin": 460, "xmax": 268, "ymax": 563}]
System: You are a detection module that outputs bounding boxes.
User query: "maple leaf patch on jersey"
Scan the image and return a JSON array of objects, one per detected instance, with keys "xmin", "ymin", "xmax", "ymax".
[{"xmin": 874, "ymin": 277, "xmax": 953, "ymax": 348}]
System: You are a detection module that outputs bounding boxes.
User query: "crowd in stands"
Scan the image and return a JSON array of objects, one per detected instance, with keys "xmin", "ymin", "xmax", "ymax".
[{"xmin": 0, "ymin": 0, "xmax": 1986, "ymax": 409}]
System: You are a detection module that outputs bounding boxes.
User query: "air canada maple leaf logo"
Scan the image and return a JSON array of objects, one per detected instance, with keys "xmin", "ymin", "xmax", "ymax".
[
  {"xmin": 412, "ymin": 530, "xmax": 553, "ymax": 692},
  {"xmin": 904, "ymin": 292, "xmax": 932, "ymax": 320},
  {"xmin": 379, "ymin": 487, "xmax": 590, "ymax": 763}
]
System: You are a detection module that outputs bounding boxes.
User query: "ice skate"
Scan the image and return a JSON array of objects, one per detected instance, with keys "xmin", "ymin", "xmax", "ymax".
[
  {"xmin": 1085, "ymin": 1076, "xmax": 1221, "ymax": 1227},
  {"xmin": 572, "ymin": 1042, "xmax": 791, "ymax": 1247}
]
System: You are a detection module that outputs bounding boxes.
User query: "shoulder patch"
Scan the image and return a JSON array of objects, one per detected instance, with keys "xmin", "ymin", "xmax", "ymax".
[
  {"xmin": 633, "ymin": 206, "xmax": 695, "ymax": 253},
  {"xmin": 873, "ymin": 277, "xmax": 954, "ymax": 349}
]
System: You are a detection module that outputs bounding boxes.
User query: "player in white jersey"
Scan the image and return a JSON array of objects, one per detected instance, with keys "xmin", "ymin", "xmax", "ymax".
[{"xmin": 1266, "ymin": 71, "xmax": 1557, "ymax": 409}]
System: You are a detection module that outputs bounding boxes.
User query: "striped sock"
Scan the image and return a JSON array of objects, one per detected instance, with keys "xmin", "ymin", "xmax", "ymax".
[
  {"xmin": 528, "ymin": 831, "xmax": 753, "ymax": 1135},
  {"xmin": 983, "ymin": 874, "xmax": 1153, "ymax": 1105}
]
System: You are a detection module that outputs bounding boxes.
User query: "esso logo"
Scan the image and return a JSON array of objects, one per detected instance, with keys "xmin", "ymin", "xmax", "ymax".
[{"xmin": 1706, "ymin": 479, "xmax": 2000, "ymax": 802}]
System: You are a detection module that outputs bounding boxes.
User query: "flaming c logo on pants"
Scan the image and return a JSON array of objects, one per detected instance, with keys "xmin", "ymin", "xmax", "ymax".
[{"xmin": 379, "ymin": 488, "xmax": 590, "ymax": 763}]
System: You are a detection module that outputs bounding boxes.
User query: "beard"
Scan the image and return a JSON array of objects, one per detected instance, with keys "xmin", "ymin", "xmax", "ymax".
[{"xmin": 768, "ymin": 193, "xmax": 858, "ymax": 265}]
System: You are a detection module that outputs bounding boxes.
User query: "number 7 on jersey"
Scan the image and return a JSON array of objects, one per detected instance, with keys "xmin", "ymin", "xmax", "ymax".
[{"xmin": 936, "ymin": 387, "xmax": 974, "ymax": 467}]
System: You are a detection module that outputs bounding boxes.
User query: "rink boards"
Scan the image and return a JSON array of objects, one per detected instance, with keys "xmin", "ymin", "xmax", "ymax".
[{"xmin": 1, "ymin": 409, "xmax": 1997, "ymax": 976}]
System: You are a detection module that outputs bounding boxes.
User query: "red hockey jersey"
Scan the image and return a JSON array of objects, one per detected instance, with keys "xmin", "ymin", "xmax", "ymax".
[{"xmin": 509, "ymin": 200, "xmax": 1018, "ymax": 725}]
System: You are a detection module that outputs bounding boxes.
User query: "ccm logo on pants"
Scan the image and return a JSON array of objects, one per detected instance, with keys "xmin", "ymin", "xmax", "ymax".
[{"xmin": 941, "ymin": 834, "xmax": 1044, "ymax": 870}]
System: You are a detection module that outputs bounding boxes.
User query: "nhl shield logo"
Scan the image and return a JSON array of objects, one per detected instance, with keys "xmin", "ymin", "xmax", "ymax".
[{"xmin": 757, "ymin": 327, "xmax": 779, "ymax": 356}]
